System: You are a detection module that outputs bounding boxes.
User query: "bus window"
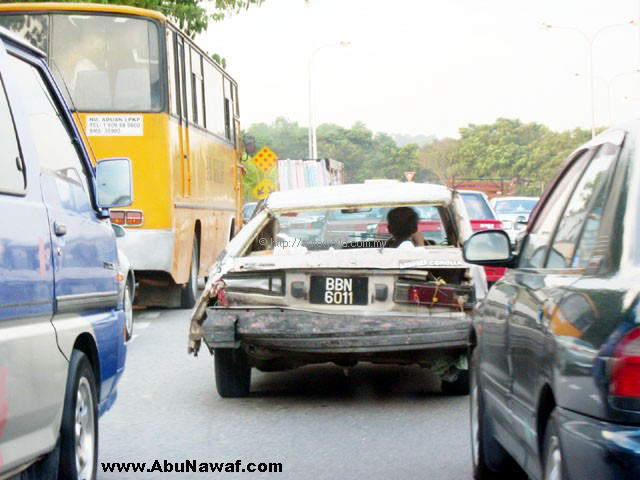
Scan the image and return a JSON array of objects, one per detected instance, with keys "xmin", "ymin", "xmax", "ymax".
[
  {"xmin": 232, "ymin": 83, "xmax": 239, "ymax": 117},
  {"xmin": 50, "ymin": 14, "xmax": 163, "ymax": 112},
  {"xmin": 177, "ymin": 37, "xmax": 187, "ymax": 120},
  {"xmin": 191, "ymin": 48, "xmax": 204, "ymax": 128},
  {"xmin": 204, "ymin": 61, "xmax": 224, "ymax": 138},
  {"xmin": 167, "ymin": 29, "xmax": 179, "ymax": 116},
  {"xmin": 223, "ymin": 77, "xmax": 233, "ymax": 142}
]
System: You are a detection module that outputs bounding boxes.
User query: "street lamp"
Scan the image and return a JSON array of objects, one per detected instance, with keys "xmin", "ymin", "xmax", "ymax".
[
  {"xmin": 543, "ymin": 21, "xmax": 637, "ymax": 138},
  {"xmin": 308, "ymin": 41, "xmax": 350, "ymax": 159},
  {"xmin": 574, "ymin": 69, "xmax": 640, "ymax": 124}
]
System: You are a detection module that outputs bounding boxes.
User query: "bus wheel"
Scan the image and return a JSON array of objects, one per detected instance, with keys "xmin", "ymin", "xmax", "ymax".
[{"xmin": 181, "ymin": 238, "xmax": 199, "ymax": 309}]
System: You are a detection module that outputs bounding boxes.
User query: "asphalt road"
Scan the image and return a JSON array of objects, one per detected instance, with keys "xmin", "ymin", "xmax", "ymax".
[{"xmin": 100, "ymin": 308, "xmax": 473, "ymax": 479}]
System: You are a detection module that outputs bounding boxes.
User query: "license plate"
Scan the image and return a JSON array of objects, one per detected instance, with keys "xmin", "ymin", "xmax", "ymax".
[{"xmin": 309, "ymin": 276, "xmax": 368, "ymax": 305}]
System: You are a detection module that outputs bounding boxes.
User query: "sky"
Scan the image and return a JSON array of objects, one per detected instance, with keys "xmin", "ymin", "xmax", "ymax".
[{"xmin": 199, "ymin": 0, "xmax": 640, "ymax": 138}]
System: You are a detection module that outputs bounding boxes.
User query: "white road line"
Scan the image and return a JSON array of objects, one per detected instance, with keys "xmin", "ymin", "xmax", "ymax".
[
  {"xmin": 136, "ymin": 321, "xmax": 151, "ymax": 330},
  {"xmin": 138, "ymin": 311, "xmax": 161, "ymax": 320}
]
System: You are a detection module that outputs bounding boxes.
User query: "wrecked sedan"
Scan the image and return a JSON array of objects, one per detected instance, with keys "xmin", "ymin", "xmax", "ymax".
[{"xmin": 188, "ymin": 183, "xmax": 487, "ymax": 397}]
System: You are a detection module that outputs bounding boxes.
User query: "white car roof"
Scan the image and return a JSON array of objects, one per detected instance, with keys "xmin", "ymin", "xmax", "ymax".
[{"xmin": 265, "ymin": 183, "xmax": 453, "ymax": 211}]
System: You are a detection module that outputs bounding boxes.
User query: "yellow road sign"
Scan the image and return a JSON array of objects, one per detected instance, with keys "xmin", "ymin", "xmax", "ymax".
[
  {"xmin": 252, "ymin": 146, "xmax": 278, "ymax": 172},
  {"xmin": 252, "ymin": 178, "xmax": 276, "ymax": 199}
]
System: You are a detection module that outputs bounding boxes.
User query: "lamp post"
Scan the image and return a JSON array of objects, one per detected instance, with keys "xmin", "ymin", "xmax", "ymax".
[
  {"xmin": 543, "ymin": 21, "xmax": 637, "ymax": 138},
  {"xmin": 575, "ymin": 69, "xmax": 640, "ymax": 125},
  {"xmin": 307, "ymin": 41, "xmax": 350, "ymax": 159}
]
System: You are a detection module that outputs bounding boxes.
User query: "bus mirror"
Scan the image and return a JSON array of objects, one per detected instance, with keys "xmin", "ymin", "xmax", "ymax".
[{"xmin": 96, "ymin": 158, "xmax": 133, "ymax": 208}]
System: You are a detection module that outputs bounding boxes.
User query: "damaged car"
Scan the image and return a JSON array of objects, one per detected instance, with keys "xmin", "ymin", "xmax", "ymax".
[{"xmin": 188, "ymin": 183, "xmax": 487, "ymax": 397}]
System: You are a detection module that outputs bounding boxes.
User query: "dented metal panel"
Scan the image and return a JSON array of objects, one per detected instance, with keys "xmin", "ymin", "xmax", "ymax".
[{"xmin": 201, "ymin": 308, "xmax": 470, "ymax": 354}]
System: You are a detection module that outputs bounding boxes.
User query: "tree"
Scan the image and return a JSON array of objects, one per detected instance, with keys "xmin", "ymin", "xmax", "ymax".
[
  {"xmin": 3, "ymin": 0, "xmax": 267, "ymax": 37},
  {"xmin": 417, "ymin": 137, "xmax": 458, "ymax": 182}
]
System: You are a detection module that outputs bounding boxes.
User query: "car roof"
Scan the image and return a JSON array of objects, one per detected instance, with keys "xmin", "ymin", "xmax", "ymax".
[
  {"xmin": 0, "ymin": 26, "xmax": 46, "ymax": 57},
  {"xmin": 265, "ymin": 183, "xmax": 453, "ymax": 211}
]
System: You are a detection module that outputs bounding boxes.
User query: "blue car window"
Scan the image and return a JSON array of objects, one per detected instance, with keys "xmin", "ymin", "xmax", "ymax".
[
  {"xmin": 0, "ymin": 75, "xmax": 24, "ymax": 194},
  {"xmin": 8, "ymin": 54, "xmax": 91, "ymax": 211}
]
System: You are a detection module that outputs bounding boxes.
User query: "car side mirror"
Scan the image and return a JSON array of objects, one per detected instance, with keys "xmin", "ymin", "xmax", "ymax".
[
  {"xmin": 463, "ymin": 230, "xmax": 513, "ymax": 267},
  {"xmin": 96, "ymin": 158, "xmax": 133, "ymax": 208}
]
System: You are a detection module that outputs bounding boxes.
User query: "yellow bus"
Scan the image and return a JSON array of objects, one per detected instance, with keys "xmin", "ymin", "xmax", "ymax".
[{"xmin": 0, "ymin": 3, "xmax": 243, "ymax": 308}]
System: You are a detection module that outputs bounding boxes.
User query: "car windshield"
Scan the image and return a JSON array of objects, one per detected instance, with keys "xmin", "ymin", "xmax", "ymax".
[
  {"xmin": 247, "ymin": 205, "xmax": 452, "ymax": 254},
  {"xmin": 494, "ymin": 198, "xmax": 538, "ymax": 214},
  {"xmin": 461, "ymin": 193, "xmax": 495, "ymax": 220}
]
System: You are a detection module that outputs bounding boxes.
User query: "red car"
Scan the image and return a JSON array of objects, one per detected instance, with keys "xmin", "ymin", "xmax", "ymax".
[{"xmin": 459, "ymin": 191, "xmax": 505, "ymax": 283}]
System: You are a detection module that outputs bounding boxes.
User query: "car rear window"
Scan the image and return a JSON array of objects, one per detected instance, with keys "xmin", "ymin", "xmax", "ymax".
[
  {"xmin": 461, "ymin": 193, "xmax": 495, "ymax": 220},
  {"xmin": 246, "ymin": 204, "xmax": 454, "ymax": 255}
]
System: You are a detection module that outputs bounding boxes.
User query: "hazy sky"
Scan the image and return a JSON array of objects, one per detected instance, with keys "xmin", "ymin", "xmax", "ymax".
[{"xmin": 200, "ymin": 0, "xmax": 640, "ymax": 138}]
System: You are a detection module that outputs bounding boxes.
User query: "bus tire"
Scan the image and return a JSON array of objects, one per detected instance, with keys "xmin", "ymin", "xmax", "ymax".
[
  {"xmin": 214, "ymin": 348, "xmax": 251, "ymax": 398},
  {"xmin": 181, "ymin": 238, "xmax": 199, "ymax": 309}
]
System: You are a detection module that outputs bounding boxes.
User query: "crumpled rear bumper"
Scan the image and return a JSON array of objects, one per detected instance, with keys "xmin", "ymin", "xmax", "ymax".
[{"xmin": 201, "ymin": 307, "xmax": 471, "ymax": 354}]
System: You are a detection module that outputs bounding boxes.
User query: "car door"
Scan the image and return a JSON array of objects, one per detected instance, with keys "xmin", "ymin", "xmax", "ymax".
[
  {"xmin": 0, "ymin": 42, "xmax": 68, "ymax": 474},
  {"xmin": 479, "ymin": 148, "xmax": 590, "ymax": 465},
  {"xmin": 508, "ymin": 138, "xmax": 622, "ymax": 471},
  {"xmin": 5, "ymin": 53, "xmax": 121, "ymax": 373}
]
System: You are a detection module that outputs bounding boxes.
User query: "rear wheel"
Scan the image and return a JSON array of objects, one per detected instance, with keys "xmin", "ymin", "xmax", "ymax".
[
  {"xmin": 470, "ymin": 348, "xmax": 523, "ymax": 479},
  {"xmin": 214, "ymin": 348, "xmax": 251, "ymax": 398},
  {"xmin": 59, "ymin": 351, "xmax": 98, "ymax": 480},
  {"xmin": 180, "ymin": 238, "xmax": 199, "ymax": 309}
]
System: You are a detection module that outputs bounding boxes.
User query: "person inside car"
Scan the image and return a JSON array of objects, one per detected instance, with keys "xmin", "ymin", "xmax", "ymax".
[{"xmin": 385, "ymin": 207, "xmax": 426, "ymax": 248}]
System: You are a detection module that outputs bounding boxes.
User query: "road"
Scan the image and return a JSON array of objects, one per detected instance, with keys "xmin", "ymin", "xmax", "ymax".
[{"xmin": 100, "ymin": 308, "xmax": 473, "ymax": 479}]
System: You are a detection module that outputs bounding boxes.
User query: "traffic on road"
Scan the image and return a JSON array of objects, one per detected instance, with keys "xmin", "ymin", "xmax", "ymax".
[{"xmin": 1, "ymin": 1, "xmax": 640, "ymax": 480}]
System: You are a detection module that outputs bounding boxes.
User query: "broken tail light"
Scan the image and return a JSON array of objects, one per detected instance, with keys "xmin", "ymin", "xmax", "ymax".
[{"xmin": 395, "ymin": 282, "xmax": 474, "ymax": 310}]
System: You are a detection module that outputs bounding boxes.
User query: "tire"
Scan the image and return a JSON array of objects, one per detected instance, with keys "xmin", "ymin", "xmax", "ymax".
[
  {"xmin": 123, "ymin": 278, "xmax": 134, "ymax": 341},
  {"xmin": 214, "ymin": 348, "xmax": 251, "ymax": 398},
  {"xmin": 470, "ymin": 348, "xmax": 523, "ymax": 480},
  {"xmin": 441, "ymin": 369, "xmax": 470, "ymax": 395},
  {"xmin": 59, "ymin": 350, "xmax": 98, "ymax": 480},
  {"xmin": 542, "ymin": 411, "xmax": 566, "ymax": 480},
  {"xmin": 181, "ymin": 238, "xmax": 199, "ymax": 309}
]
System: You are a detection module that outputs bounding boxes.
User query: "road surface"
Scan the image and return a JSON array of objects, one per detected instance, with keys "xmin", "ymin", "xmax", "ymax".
[{"xmin": 100, "ymin": 308, "xmax": 472, "ymax": 479}]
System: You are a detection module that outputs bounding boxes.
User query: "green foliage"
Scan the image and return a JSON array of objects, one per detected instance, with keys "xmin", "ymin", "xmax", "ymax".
[
  {"xmin": 245, "ymin": 118, "xmax": 421, "ymax": 183},
  {"xmin": 5, "ymin": 0, "xmax": 266, "ymax": 36},
  {"xmin": 418, "ymin": 118, "xmax": 592, "ymax": 195},
  {"xmin": 244, "ymin": 117, "xmax": 593, "ymax": 197},
  {"xmin": 211, "ymin": 53, "xmax": 227, "ymax": 69}
]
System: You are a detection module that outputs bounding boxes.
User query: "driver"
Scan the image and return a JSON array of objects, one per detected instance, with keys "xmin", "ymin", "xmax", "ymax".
[{"xmin": 385, "ymin": 207, "xmax": 425, "ymax": 248}]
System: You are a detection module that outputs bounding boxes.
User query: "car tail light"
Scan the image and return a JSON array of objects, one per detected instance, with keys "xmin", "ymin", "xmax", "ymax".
[
  {"xmin": 610, "ymin": 327, "xmax": 640, "ymax": 399},
  {"xmin": 110, "ymin": 210, "xmax": 125, "ymax": 225},
  {"xmin": 125, "ymin": 211, "xmax": 144, "ymax": 226},
  {"xmin": 395, "ymin": 282, "xmax": 474, "ymax": 310}
]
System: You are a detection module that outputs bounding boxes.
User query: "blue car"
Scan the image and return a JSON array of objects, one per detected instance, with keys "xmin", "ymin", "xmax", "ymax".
[
  {"xmin": 464, "ymin": 126, "xmax": 640, "ymax": 479},
  {"xmin": 0, "ymin": 27, "xmax": 132, "ymax": 480}
]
